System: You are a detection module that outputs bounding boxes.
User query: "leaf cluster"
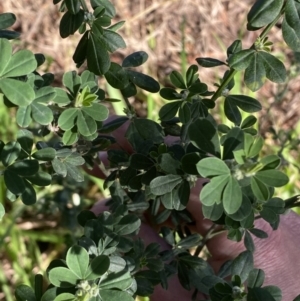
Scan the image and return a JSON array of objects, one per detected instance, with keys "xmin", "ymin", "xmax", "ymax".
[{"xmin": 1, "ymin": 0, "xmax": 300, "ymax": 300}]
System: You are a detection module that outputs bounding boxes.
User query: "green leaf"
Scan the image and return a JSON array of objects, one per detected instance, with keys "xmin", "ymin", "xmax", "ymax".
[
  {"xmin": 32, "ymin": 148, "xmax": 56, "ymax": 161},
  {"xmin": 73, "ymin": 30, "xmax": 89, "ymax": 65},
  {"xmin": 254, "ymin": 170, "xmax": 289, "ymax": 187},
  {"xmin": 200, "ymin": 175, "xmax": 230, "ymax": 206},
  {"xmin": 228, "ymin": 49, "xmax": 255, "ymax": 71},
  {"xmin": 247, "ymin": 287, "xmax": 276, "ymax": 301},
  {"xmin": 186, "ymin": 64, "xmax": 198, "ymax": 87},
  {"xmin": 129, "ymin": 153, "xmax": 154, "ymax": 170},
  {"xmin": 82, "ymin": 103, "xmax": 109, "ymax": 121},
  {"xmin": 17, "ymin": 129, "xmax": 33, "ymax": 157},
  {"xmin": 1, "ymin": 141, "xmax": 21, "ymax": 166},
  {"xmin": 293, "ymin": 295, "xmax": 300, "ymax": 301},
  {"xmin": 0, "ymin": 29, "xmax": 20, "ymax": 40},
  {"xmin": 65, "ymin": 0, "xmax": 80, "ymax": 14},
  {"xmin": 227, "ymin": 40, "xmax": 242, "ymax": 58},
  {"xmin": 188, "ymin": 80, "xmax": 208, "ymax": 94},
  {"xmin": 150, "ymin": 174, "xmax": 182, "ymax": 195},
  {"xmin": 251, "ymin": 177, "xmax": 270, "ymax": 201},
  {"xmin": 63, "ymin": 71, "xmax": 81, "ymax": 96},
  {"xmin": 282, "ymin": 15, "xmax": 300, "ymax": 51},
  {"xmin": 66, "ymin": 245, "xmax": 89, "ymax": 279},
  {"xmin": 68, "ymin": 153, "xmax": 86, "ymax": 167},
  {"xmin": 0, "ymin": 78, "xmax": 35, "ymax": 106},
  {"xmin": 178, "ymin": 103, "xmax": 191, "ymax": 124},
  {"xmin": 260, "ymin": 155, "xmax": 281, "ymax": 170},
  {"xmin": 244, "ymin": 231, "xmax": 255, "ymax": 252},
  {"xmin": 0, "ymin": 13, "xmax": 16, "ymax": 30},
  {"xmin": 223, "ymin": 177, "xmax": 242, "ymax": 214},
  {"xmin": 4, "ymin": 169, "xmax": 25, "ymax": 195},
  {"xmin": 227, "ymin": 95, "xmax": 262, "ymax": 113},
  {"xmin": 197, "ymin": 157, "xmax": 230, "ymax": 177},
  {"xmin": 49, "ymin": 267, "xmax": 78, "ymax": 287},
  {"xmin": 159, "ymin": 87, "xmax": 181, "ymax": 100},
  {"xmin": 263, "ymin": 198, "xmax": 285, "ymax": 215},
  {"xmin": 77, "ymin": 110, "xmax": 97, "ymax": 136},
  {"xmin": 100, "ymin": 290, "xmax": 134, "ymax": 301},
  {"xmin": 16, "ymin": 106, "xmax": 32, "ymax": 127},
  {"xmin": 35, "ymin": 86, "xmax": 57, "ymax": 104},
  {"xmin": 263, "ymin": 286, "xmax": 282, "ymax": 301},
  {"xmin": 175, "ymin": 180, "xmax": 190, "ymax": 210},
  {"xmin": 170, "ymin": 71, "xmax": 186, "ymax": 89},
  {"xmin": 159, "ymin": 101, "xmax": 181, "ymax": 121},
  {"xmin": 176, "ymin": 233, "xmax": 202, "ymax": 248},
  {"xmin": 249, "ymin": 228, "xmax": 268, "ymax": 239},
  {"xmin": 108, "ymin": 20, "xmax": 125, "ymax": 32},
  {"xmin": 15, "ymin": 285, "xmax": 36, "ymax": 301},
  {"xmin": 228, "ymin": 194, "xmax": 252, "ymax": 221},
  {"xmin": 131, "ymin": 118, "xmax": 164, "ymax": 144},
  {"xmin": 0, "ymin": 38, "xmax": 13, "ymax": 74},
  {"xmin": 59, "ymin": 10, "xmax": 84, "ymax": 38},
  {"xmin": 196, "ymin": 57, "xmax": 226, "ymax": 68},
  {"xmin": 231, "ymin": 250, "xmax": 253, "ymax": 282},
  {"xmin": 91, "ymin": 0, "xmax": 116, "ymax": 18},
  {"xmin": 122, "ymin": 51, "xmax": 148, "ymax": 67},
  {"xmin": 285, "ymin": 0, "xmax": 300, "ymax": 28},
  {"xmin": 26, "ymin": 171, "xmax": 52, "ymax": 186},
  {"xmin": 102, "ymin": 29, "xmax": 126, "ymax": 52},
  {"xmin": 100, "ymin": 270, "xmax": 133, "ymax": 290},
  {"xmin": 188, "ymin": 118, "xmax": 220, "ymax": 156},
  {"xmin": 31, "ymin": 102, "xmax": 53, "ymax": 125},
  {"xmin": 224, "ymin": 98, "xmax": 241, "ymax": 125},
  {"xmin": 223, "ymin": 127, "xmax": 244, "ymax": 160},
  {"xmin": 53, "ymin": 88, "xmax": 72, "ymax": 106},
  {"xmin": 245, "ymin": 52, "xmax": 266, "ymax": 91},
  {"xmin": 161, "ymin": 187, "xmax": 183, "ymax": 210},
  {"xmin": 158, "ymin": 153, "xmax": 181, "ymax": 175},
  {"xmin": 258, "ymin": 52, "xmax": 286, "ymax": 83},
  {"xmin": 247, "ymin": 269, "xmax": 265, "ymax": 288},
  {"xmin": 247, "ymin": 0, "xmax": 284, "ymax": 28},
  {"xmin": 21, "ymin": 180, "xmax": 36, "ymax": 205},
  {"xmin": 181, "ymin": 152, "xmax": 201, "ymax": 175},
  {"xmin": 65, "ymin": 163, "xmax": 84, "ymax": 182},
  {"xmin": 121, "ymin": 82, "xmax": 137, "ymax": 98},
  {"xmin": 63, "ymin": 130, "xmax": 78, "ymax": 145},
  {"xmin": 87, "ymin": 31, "xmax": 111, "ymax": 75},
  {"xmin": 53, "ymin": 293, "xmax": 75, "ymax": 301},
  {"xmin": 8, "ymin": 159, "xmax": 39, "ymax": 176},
  {"xmin": 58, "ymin": 108, "xmax": 78, "ymax": 131},
  {"xmin": 241, "ymin": 115, "xmax": 257, "ymax": 129},
  {"xmin": 247, "ymin": 135, "xmax": 263, "ymax": 158},
  {"xmin": 1, "ymin": 49, "xmax": 37, "ymax": 77},
  {"xmin": 202, "ymin": 202, "xmax": 224, "ymax": 221},
  {"xmin": 85, "ymin": 255, "xmax": 110, "ymax": 280},
  {"xmin": 127, "ymin": 70, "xmax": 160, "ymax": 93},
  {"xmin": 115, "ymin": 214, "xmax": 141, "ymax": 235},
  {"xmin": 104, "ymin": 62, "xmax": 129, "ymax": 89}
]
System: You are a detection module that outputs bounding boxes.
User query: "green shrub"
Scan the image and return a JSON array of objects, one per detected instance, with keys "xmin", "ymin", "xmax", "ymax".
[{"xmin": 0, "ymin": 0, "xmax": 300, "ymax": 300}]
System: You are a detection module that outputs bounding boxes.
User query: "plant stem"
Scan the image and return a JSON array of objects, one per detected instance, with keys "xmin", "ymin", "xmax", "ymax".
[
  {"xmin": 211, "ymin": 68, "xmax": 237, "ymax": 102},
  {"xmin": 120, "ymin": 92, "xmax": 135, "ymax": 116},
  {"xmin": 193, "ymin": 224, "xmax": 221, "ymax": 257},
  {"xmin": 211, "ymin": 4, "xmax": 285, "ymax": 103}
]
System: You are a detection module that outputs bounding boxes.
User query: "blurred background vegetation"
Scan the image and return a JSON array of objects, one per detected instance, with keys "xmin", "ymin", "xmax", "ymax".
[{"xmin": 1, "ymin": 0, "xmax": 300, "ymax": 300}]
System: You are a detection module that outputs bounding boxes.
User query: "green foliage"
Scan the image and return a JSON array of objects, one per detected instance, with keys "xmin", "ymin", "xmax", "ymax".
[{"xmin": 0, "ymin": 0, "xmax": 299, "ymax": 300}]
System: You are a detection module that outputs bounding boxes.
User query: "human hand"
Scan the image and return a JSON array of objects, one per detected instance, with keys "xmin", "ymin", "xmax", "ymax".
[{"xmin": 90, "ymin": 116, "xmax": 300, "ymax": 301}]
